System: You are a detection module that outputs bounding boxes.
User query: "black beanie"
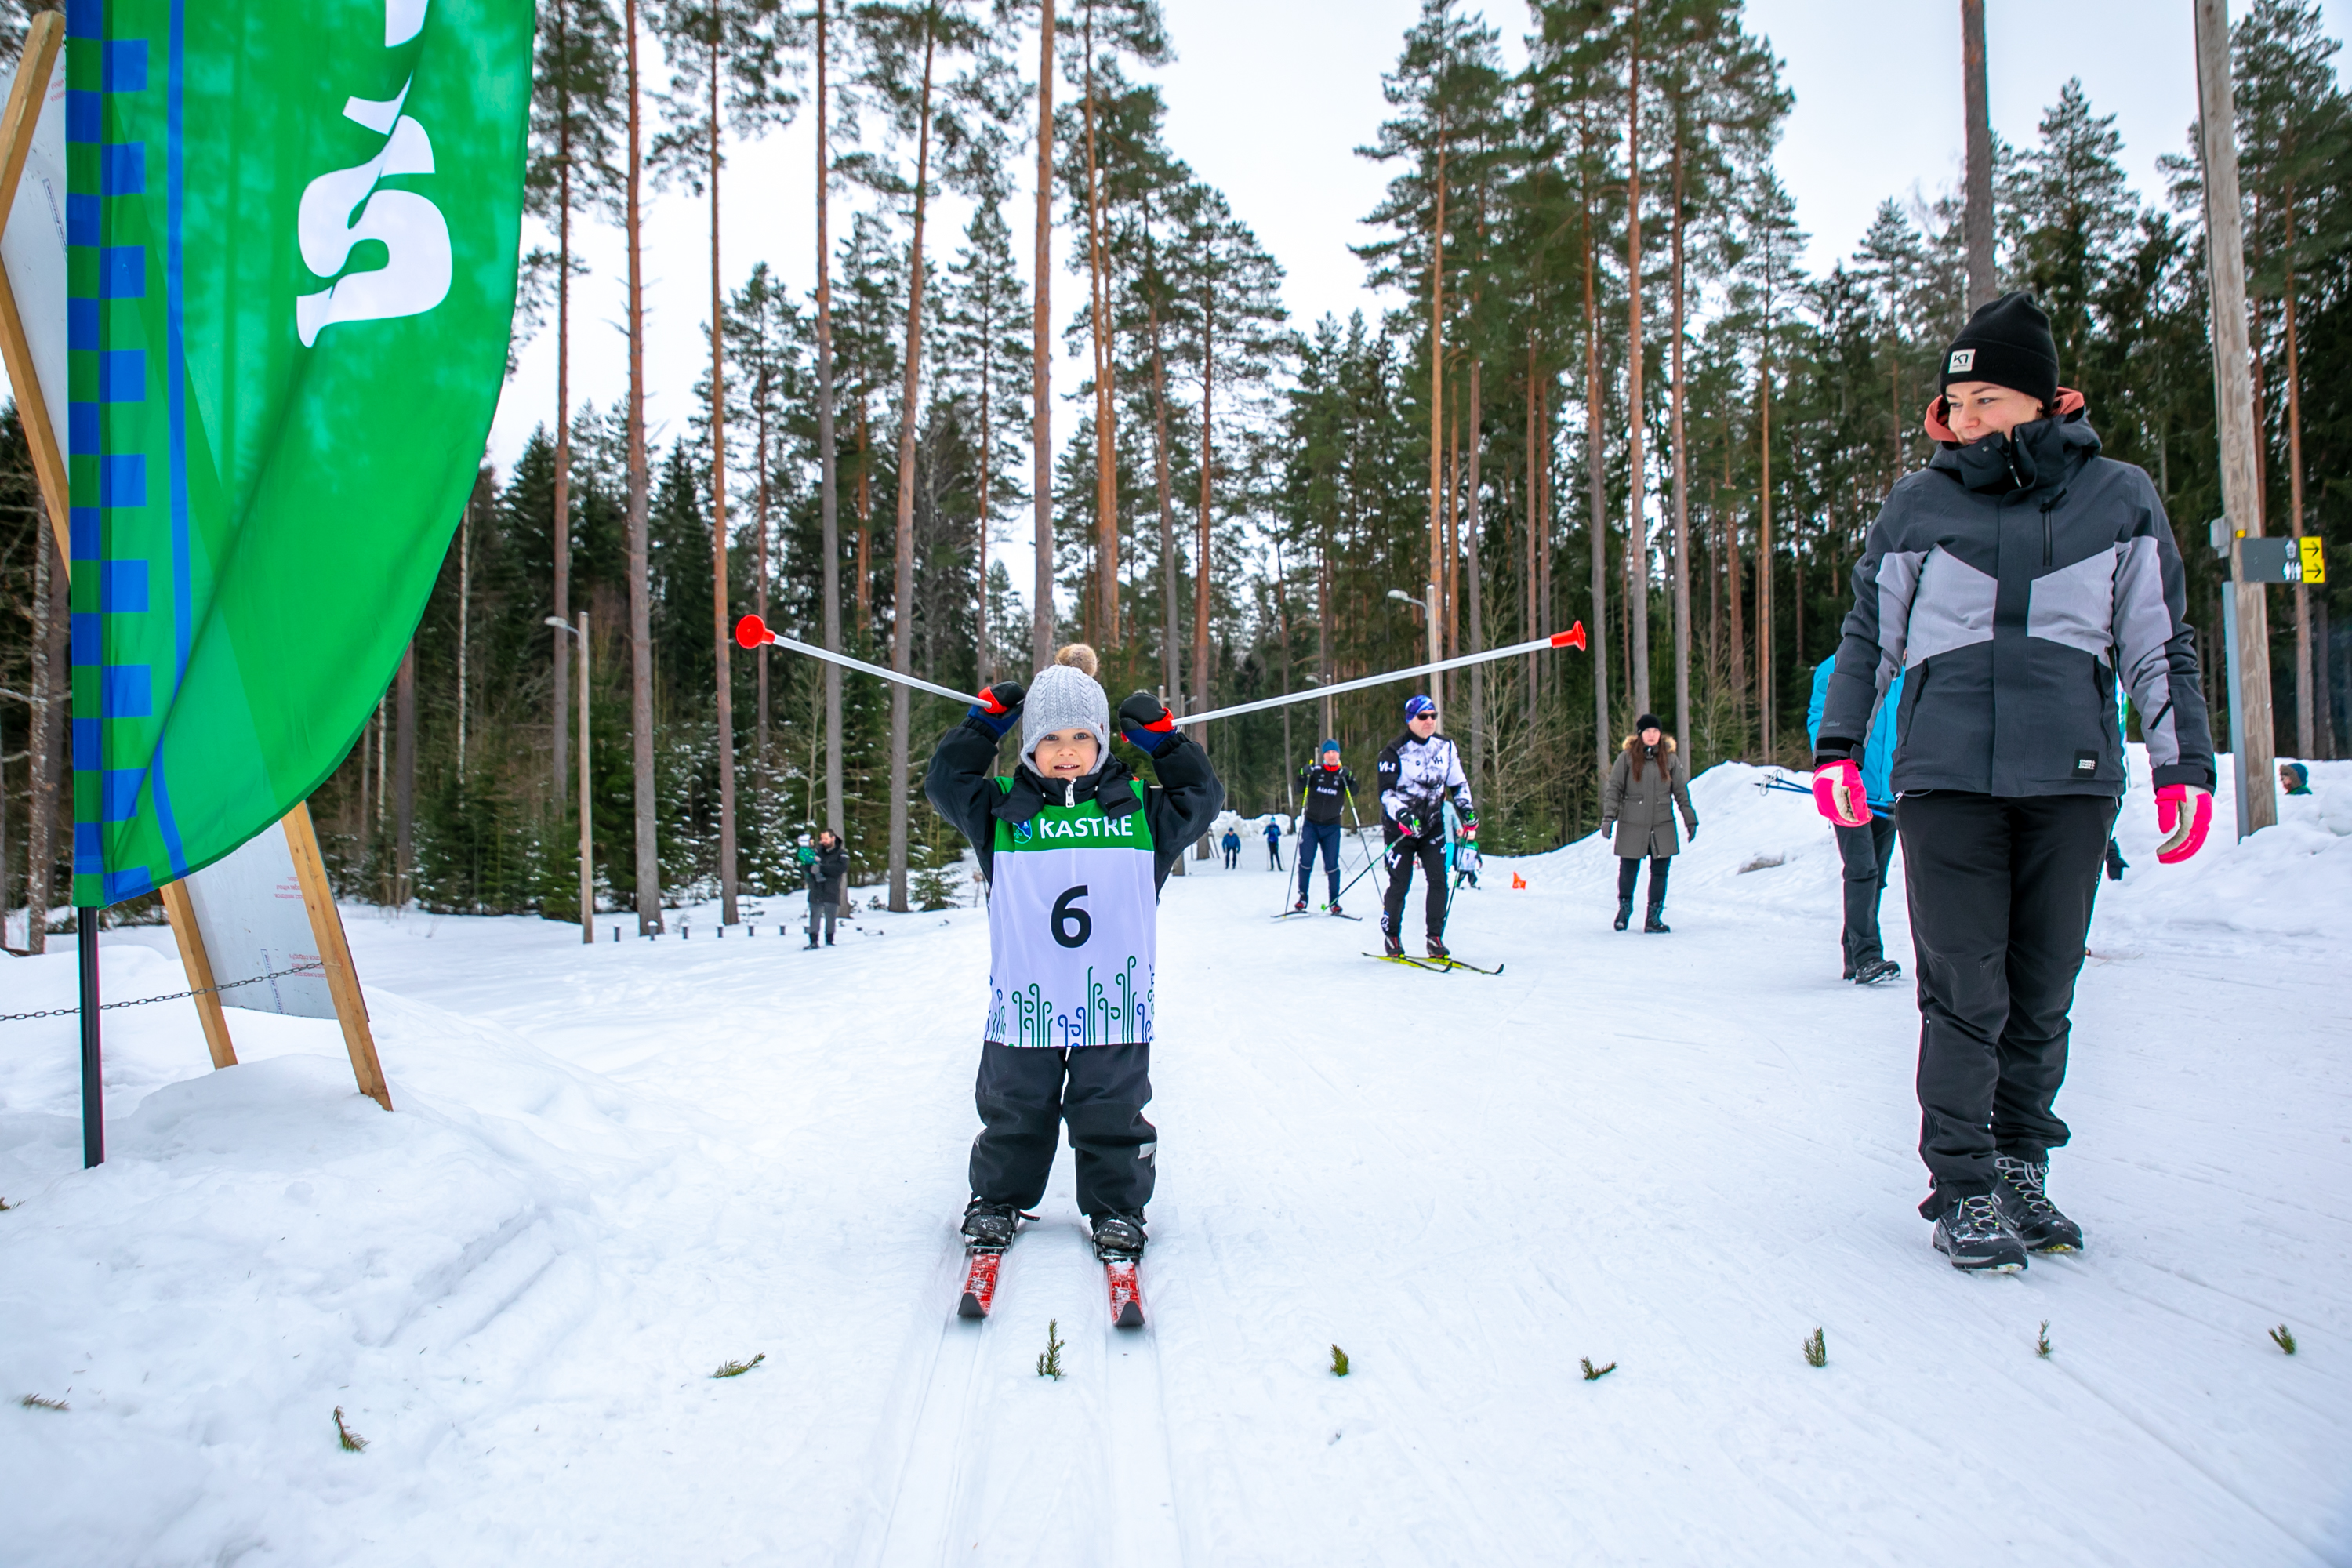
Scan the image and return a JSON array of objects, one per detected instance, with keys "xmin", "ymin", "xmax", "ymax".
[
  {"xmin": 1635, "ymin": 713, "xmax": 1661, "ymax": 734},
  {"xmin": 1941, "ymin": 291, "xmax": 2059, "ymax": 410}
]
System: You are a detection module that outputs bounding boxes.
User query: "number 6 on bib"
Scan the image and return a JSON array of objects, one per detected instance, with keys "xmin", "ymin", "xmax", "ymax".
[{"xmin": 1051, "ymin": 886, "xmax": 1093, "ymax": 948}]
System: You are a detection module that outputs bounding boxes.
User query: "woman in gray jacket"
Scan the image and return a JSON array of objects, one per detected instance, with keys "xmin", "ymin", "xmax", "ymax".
[{"xmin": 1602, "ymin": 714, "xmax": 1697, "ymax": 933}]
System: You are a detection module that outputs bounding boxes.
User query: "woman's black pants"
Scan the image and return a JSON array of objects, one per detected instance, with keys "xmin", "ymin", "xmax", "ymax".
[{"xmin": 1616, "ymin": 854, "xmax": 1670, "ymax": 910}]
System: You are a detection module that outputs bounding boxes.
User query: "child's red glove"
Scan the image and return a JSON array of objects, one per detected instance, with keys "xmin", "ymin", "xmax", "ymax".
[{"xmin": 2154, "ymin": 783, "xmax": 2212, "ymax": 863}]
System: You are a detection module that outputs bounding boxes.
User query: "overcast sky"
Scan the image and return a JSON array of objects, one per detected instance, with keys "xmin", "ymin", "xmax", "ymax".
[
  {"xmin": 13, "ymin": 3, "xmax": 2350, "ymax": 586},
  {"xmin": 476, "ymin": 0, "xmax": 2352, "ymax": 485}
]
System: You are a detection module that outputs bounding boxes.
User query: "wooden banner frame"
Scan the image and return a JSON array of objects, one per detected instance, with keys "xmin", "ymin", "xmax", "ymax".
[{"xmin": 161, "ymin": 804, "xmax": 393, "ymax": 1110}]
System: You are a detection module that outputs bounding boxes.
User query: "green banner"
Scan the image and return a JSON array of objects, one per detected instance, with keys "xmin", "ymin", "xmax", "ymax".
[{"xmin": 66, "ymin": 0, "xmax": 531, "ymax": 904}]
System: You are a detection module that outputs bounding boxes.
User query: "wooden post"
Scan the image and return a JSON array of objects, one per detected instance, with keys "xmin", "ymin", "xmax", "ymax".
[
  {"xmin": 2194, "ymin": 0, "xmax": 2278, "ymax": 835},
  {"xmin": 160, "ymin": 882, "xmax": 238, "ymax": 1069},
  {"xmin": 0, "ymin": 11, "xmax": 68, "ymax": 563},
  {"xmin": 281, "ymin": 803, "xmax": 393, "ymax": 1110},
  {"xmin": 1960, "ymin": 0, "xmax": 1996, "ymax": 313}
]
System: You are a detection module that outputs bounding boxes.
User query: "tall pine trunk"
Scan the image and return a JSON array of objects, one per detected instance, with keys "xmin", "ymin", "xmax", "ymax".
[
  {"xmin": 816, "ymin": 0, "xmax": 844, "ymax": 833},
  {"xmin": 2285, "ymin": 252, "xmax": 2312, "ymax": 758},
  {"xmin": 1757, "ymin": 365, "xmax": 1773, "ymax": 761},
  {"xmin": 1581, "ymin": 177, "xmax": 1609, "ymax": 775},
  {"xmin": 1151, "ymin": 296, "xmax": 1179, "ymax": 705},
  {"xmin": 1623, "ymin": 1, "xmax": 1649, "ymax": 721},
  {"xmin": 1082, "ymin": 8, "xmax": 1118, "ymax": 644},
  {"xmin": 1465, "ymin": 357, "xmax": 1484, "ymax": 789},
  {"xmin": 1424, "ymin": 125, "xmax": 1447, "ymax": 709},
  {"xmin": 395, "ymin": 642, "xmax": 417, "ymax": 905},
  {"xmin": 1193, "ymin": 278, "xmax": 1215, "ymax": 766},
  {"xmin": 707, "ymin": 38, "xmax": 739, "ymax": 925},
  {"xmin": 625, "ymin": 0, "xmax": 660, "ymax": 932},
  {"xmin": 885, "ymin": 27, "xmax": 938, "ymax": 914},
  {"xmin": 25, "ymin": 528, "xmax": 58, "ymax": 951},
  {"xmin": 1669, "ymin": 114, "xmax": 1690, "ymax": 753},
  {"xmin": 1030, "ymin": 0, "xmax": 1056, "ymax": 671}
]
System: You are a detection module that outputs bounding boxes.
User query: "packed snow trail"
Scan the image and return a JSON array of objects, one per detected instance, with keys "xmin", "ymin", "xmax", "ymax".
[{"xmin": 3, "ymin": 757, "xmax": 2350, "ymax": 1566}]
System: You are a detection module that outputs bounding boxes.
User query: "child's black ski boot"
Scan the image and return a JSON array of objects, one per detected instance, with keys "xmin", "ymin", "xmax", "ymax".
[
  {"xmin": 961, "ymin": 1197, "xmax": 1022, "ymax": 1250},
  {"xmin": 1293, "ymin": 897, "xmax": 1309, "ymax": 913},
  {"xmin": 1091, "ymin": 1210, "xmax": 1147, "ymax": 1261},
  {"xmin": 1381, "ymin": 917, "xmax": 1404, "ymax": 958},
  {"xmin": 1425, "ymin": 938, "xmax": 1451, "ymax": 962},
  {"xmin": 1931, "ymin": 1193, "xmax": 2028, "ymax": 1272},
  {"xmin": 1993, "ymin": 1156, "xmax": 2083, "ymax": 1252}
]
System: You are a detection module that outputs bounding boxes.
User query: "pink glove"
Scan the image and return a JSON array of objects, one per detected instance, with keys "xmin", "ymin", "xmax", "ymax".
[
  {"xmin": 2155, "ymin": 783, "xmax": 2212, "ymax": 864},
  {"xmin": 1813, "ymin": 760, "xmax": 1872, "ymax": 827}
]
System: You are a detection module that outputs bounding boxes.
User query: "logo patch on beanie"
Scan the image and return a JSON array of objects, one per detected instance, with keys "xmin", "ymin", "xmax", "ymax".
[{"xmin": 1947, "ymin": 348, "xmax": 1976, "ymax": 373}]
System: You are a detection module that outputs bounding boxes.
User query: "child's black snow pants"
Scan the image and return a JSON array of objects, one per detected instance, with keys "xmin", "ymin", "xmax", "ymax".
[{"xmin": 970, "ymin": 1040, "xmax": 1156, "ymax": 1218}]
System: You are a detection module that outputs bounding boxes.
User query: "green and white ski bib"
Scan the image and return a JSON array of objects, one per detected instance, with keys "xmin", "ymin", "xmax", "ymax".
[{"xmin": 985, "ymin": 780, "xmax": 1157, "ymax": 1047}]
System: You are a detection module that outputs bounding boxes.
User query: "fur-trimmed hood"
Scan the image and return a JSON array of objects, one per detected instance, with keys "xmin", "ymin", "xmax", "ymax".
[{"xmin": 1620, "ymin": 732, "xmax": 1676, "ymax": 756}]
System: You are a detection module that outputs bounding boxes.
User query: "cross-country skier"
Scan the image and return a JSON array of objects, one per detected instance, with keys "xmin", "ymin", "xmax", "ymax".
[
  {"xmin": 1221, "ymin": 826, "xmax": 1241, "ymax": 868},
  {"xmin": 1293, "ymin": 740, "xmax": 1356, "ymax": 913},
  {"xmin": 1815, "ymin": 292, "xmax": 2215, "ymax": 1274},
  {"xmin": 1377, "ymin": 694, "xmax": 1476, "ymax": 960},
  {"xmin": 1807, "ymin": 658, "xmax": 1904, "ymax": 982},
  {"xmin": 924, "ymin": 644, "xmax": 1222, "ymax": 1265},
  {"xmin": 1601, "ymin": 715, "xmax": 1697, "ymax": 933},
  {"xmin": 1262, "ymin": 816, "xmax": 1283, "ymax": 869}
]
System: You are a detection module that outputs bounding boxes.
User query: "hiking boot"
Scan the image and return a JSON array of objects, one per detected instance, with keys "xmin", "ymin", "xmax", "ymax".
[
  {"xmin": 1091, "ymin": 1210, "xmax": 1147, "ymax": 1260},
  {"xmin": 1994, "ymin": 1156, "xmax": 2084, "ymax": 1253},
  {"xmin": 1613, "ymin": 897, "xmax": 1632, "ymax": 932},
  {"xmin": 1643, "ymin": 906, "xmax": 1671, "ymax": 934},
  {"xmin": 961, "ymin": 1197, "xmax": 1022, "ymax": 1251},
  {"xmin": 1931, "ymin": 1192, "xmax": 2029, "ymax": 1272},
  {"xmin": 1854, "ymin": 957, "xmax": 1903, "ymax": 985}
]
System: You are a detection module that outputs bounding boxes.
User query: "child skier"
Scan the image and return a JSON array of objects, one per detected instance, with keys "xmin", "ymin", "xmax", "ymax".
[
  {"xmin": 923, "ymin": 644, "xmax": 1223, "ymax": 1270},
  {"xmin": 1815, "ymin": 292, "xmax": 2214, "ymax": 1274}
]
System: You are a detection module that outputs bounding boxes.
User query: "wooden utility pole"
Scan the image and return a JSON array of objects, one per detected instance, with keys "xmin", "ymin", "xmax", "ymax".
[
  {"xmin": 1961, "ymin": 0, "xmax": 1996, "ymax": 311},
  {"xmin": 816, "ymin": 0, "xmax": 844, "ymax": 834},
  {"xmin": 1032, "ymin": 0, "xmax": 1058, "ymax": 672},
  {"xmin": 2194, "ymin": 0, "xmax": 2278, "ymax": 834}
]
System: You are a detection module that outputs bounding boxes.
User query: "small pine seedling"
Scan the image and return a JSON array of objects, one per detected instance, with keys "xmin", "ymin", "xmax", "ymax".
[
  {"xmin": 1803, "ymin": 1327, "xmax": 1827, "ymax": 1368},
  {"xmin": 2269, "ymin": 1323, "xmax": 2297, "ymax": 1356},
  {"xmin": 20, "ymin": 1393, "xmax": 68, "ymax": 1411},
  {"xmin": 1580, "ymin": 1357, "xmax": 1617, "ymax": 1382},
  {"xmin": 0, "ymin": 1195, "xmax": 14, "ymax": 1211},
  {"xmin": 710, "ymin": 1352, "xmax": 767, "ymax": 1380},
  {"xmin": 1330, "ymin": 1345, "xmax": 1350, "ymax": 1377},
  {"xmin": 332, "ymin": 1406, "xmax": 368, "ymax": 1453},
  {"xmin": 2036, "ymin": 1322, "xmax": 2053, "ymax": 1359},
  {"xmin": 1036, "ymin": 1318, "xmax": 1065, "ymax": 1381}
]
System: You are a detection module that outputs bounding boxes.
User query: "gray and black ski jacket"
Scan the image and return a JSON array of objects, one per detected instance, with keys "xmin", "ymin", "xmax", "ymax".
[{"xmin": 1817, "ymin": 409, "xmax": 2213, "ymax": 799}]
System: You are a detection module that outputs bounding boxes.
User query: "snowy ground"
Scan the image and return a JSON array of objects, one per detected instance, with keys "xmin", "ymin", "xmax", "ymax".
[{"xmin": 4, "ymin": 752, "xmax": 2350, "ymax": 1567}]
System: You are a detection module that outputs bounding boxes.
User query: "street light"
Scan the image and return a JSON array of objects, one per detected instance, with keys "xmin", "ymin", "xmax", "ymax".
[
  {"xmin": 544, "ymin": 613, "xmax": 592, "ymax": 944},
  {"xmin": 1386, "ymin": 587, "xmax": 1427, "ymax": 612}
]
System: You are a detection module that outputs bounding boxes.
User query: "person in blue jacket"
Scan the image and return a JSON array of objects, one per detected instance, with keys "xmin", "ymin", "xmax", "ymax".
[
  {"xmin": 1261, "ymin": 816, "xmax": 1283, "ymax": 870},
  {"xmin": 1809, "ymin": 655, "xmax": 1905, "ymax": 985}
]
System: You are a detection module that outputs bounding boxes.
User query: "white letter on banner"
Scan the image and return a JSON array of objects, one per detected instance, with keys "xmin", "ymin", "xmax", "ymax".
[
  {"xmin": 294, "ymin": 85, "xmax": 452, "ymax": 348},
  {"xmin": 386, "ymin": 0, "xmax": 428, "ymax": 46}
]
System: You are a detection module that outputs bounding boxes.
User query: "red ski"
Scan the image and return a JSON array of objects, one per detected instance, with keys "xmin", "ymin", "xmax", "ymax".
[
  {"xmin": 957, "ymin": 1248, "xmax": 1004, "ymax": 1319},
  {"xmin": 1104, "ymin": 1257, "xmax": 1145, "ymax": 1329}
]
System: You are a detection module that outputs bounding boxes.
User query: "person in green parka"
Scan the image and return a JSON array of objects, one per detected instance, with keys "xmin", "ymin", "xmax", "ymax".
[{"xmin": 1602, "ymin": 714, "xmax": 1698, "ymax": 933}]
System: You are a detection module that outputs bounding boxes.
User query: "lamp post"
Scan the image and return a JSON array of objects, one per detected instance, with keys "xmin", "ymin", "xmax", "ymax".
[{"xmin": 545, "ymin": 614, "xmax": 593, "ymax": 942}]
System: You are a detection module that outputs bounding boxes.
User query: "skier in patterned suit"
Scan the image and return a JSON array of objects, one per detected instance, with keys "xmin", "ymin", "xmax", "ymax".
[
  {"xmin": 1376, "ymin": 694, "xmax": 1477, "ymax": 960},
  {"xmin": 924, "ymin": 644, "xmax": 1223, "ymax": 1261}
]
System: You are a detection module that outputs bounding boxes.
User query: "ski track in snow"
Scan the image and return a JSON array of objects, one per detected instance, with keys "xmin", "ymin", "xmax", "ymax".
[{"xmin": 3, "ymin": 753, "xmax": 2351, "ymax": 1565}]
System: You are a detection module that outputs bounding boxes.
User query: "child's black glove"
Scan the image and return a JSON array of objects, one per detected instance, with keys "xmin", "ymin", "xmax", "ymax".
[
  {"xmin": 1118, "ymin": 691, "xmax": 1181, "ymax": 757},
  {"xmin": 968, "ymin": 681, "xmax": 1026, "ymax": 738}
]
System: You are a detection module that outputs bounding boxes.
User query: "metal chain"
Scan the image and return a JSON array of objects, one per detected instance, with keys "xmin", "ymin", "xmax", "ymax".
[{"xmin": 0, "ymin": 960, "xmax": 326, "ymax": 1025}]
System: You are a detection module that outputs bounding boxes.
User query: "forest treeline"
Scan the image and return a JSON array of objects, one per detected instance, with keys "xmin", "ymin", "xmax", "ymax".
[{"xmin": 4, "ymin": 0, "xmax": 2347, "ymax": 943}]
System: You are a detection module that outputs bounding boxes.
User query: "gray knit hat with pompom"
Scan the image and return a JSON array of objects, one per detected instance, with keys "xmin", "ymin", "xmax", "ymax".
[{"xmin": 1020, "ymin": 644, "xmax": 1109, "ymax": 774}]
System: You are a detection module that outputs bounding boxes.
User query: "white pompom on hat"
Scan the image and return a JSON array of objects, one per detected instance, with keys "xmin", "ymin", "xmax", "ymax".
[{"xmin": 1020, "ymin": 644, "xmax": 1110, "ymax": 774}]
